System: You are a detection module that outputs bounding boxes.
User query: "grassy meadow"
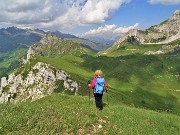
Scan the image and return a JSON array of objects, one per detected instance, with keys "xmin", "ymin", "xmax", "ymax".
[
  {"xmin": 13, "ymin": 52, "xmax": 180, "ymax": 115},
  {"xmin": 0, "ymin": 39, "xmax": 180, "ymax": 134},
  {"xmin": 0, "ymin": 94, "xmax": 179, "ymax": 135}
]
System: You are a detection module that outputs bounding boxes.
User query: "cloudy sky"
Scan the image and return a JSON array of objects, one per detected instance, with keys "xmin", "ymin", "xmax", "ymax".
[{"xmin": 0, "ymin": 0, "xmax": 180, "ymax": 38}]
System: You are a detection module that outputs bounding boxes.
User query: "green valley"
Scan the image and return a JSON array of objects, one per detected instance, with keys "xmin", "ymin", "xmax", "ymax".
[{"xmin": 15, "ymin": 53, "xmax": 180, "ymax": 115}]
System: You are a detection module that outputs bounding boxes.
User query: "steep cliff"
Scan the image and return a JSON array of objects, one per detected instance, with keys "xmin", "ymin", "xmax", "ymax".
[{"xmin": 0, "ymin": 62, "xmax": 79, "ymax": 103}]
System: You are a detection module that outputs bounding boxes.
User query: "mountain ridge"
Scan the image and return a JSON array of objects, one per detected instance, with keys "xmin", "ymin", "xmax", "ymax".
[
  {"xmin": 0, "ymin": 27, "xmax": 101, "ymax": 77},
  {"xmin": 0, "ymin": 27, "xmax": 101, "ymax": 53},
  {"xmin": 117, "ymin": 10, "xmax": 180, "ymax": 45},
  {"xmin": 101, "ymin": 10, "xmax": 180, "ymax": 56}
]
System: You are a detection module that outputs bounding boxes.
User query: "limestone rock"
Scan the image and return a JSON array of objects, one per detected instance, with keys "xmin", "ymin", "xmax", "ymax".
[
  {"xmin": 0, "ymin": 62, "xmax": 79, "ymax": 103},
  {"xmin": 109, "ymin": 10, "xmax": 180, "ymax": 52},
  {"xmin": 144, "ymin": 45, "xmax": 180, "ymax": 55}
]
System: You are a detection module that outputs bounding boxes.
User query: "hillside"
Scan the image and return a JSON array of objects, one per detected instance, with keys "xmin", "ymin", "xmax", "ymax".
[
  {"xmin": 119, "ymin": 10, "xmax": 180, "ymax": 45},
  {"xmin": 0, "ymin": 27, "xmax": 42, "ymax": 52},
  {"xmin": 0, "ymin": 94, "xmax": 179, "ymax": 135},
  {"xmin": 0, "ymin": 27, "xmax": 105, "ymax": 78},
  {"xmin": 0, "ymin": 27, "xmax": 41, "ymax": 78},
  {"xmin": 0, "ymin": 48, "xmax": 28, "ymax": 77},
  {"xmin": 99, "ymin": 40, "xmax": 180, "ymax": 57},
  {"xmin": 102, "ymin": 10, "xmax": 180, "ymax": 56},
  {"xmin": 0, "ymin": 34, "xmax": 95, "ymax": 103},
  {"xmin": 0, "ymin": 32, "xmax": 179, "ymax": 114},
  {"xmin": 1, "ymin": 53, "xmax": 179, "ymax": 114},
  {"xmin": 0, "ymin": 27, "xmax": 100, "ymax": 53},
  {"xmin": 27, "ymin": 34, "xmax": 95, "ymax": 58}
]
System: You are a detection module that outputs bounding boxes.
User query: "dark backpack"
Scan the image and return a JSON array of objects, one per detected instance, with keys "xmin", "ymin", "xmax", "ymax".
[{"xmin": 94, "ymin": 77, "xmax": 105, "ymax": 94}]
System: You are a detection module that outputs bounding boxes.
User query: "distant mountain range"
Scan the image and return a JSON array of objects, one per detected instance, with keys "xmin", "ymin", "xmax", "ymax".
[
  {"xmin": 0, "ymin": 27, "xmax": 42, "ymax": 52},
  {"xmin": 0, "ymin": 27, "xmax": 110, "ymax": 53},
  {"xmin": 78, "ymin": 35, "xmax": 120, "ymax": 45},
  {"xmin": 0, "ymin": 26, "xmax": 112, "ymax": 78}
]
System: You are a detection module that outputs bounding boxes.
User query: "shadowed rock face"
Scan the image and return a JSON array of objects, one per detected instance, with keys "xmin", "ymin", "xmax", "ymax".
[{"xmin": 0, "ymin": 62, "xmax": 79, "ymax": 103}]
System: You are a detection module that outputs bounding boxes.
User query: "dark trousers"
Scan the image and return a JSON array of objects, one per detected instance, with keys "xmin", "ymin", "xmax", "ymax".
[{"xmin": 94, "ymin": 93, "xmax": 103, "ymax": 110}]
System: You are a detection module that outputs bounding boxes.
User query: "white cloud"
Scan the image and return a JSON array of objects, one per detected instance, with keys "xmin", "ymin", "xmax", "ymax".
[
  {"xmin": 80, "ymin": 0, "xmax": 131, "ymax": 24},
  {"xmin": 0, "ymin": 0, "xmax": 66, "ymax": 24},
  {"xmin": 113, "ymin": 23, "xmax": 139, "ymax": 34},
  {"xmin": 0, "ymin": 0, "xmax": 131, "ymax": 32},
  {"xmin": 80, "ymin": 23, "xmax": 139, "ymax": 40},
  {"xmin": 84, "ymin": 24, "xmax": 117, "ymax": 35},
  {"xmin": 148, "ymin": 0, "xmax": 180, "ymax": 5}
]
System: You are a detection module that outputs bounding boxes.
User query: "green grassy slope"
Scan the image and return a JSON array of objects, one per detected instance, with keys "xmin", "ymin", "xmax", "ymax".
[
  {"xmin": 99, "ymin": 42, "xmax": 162, "ymax": 57},
  {"xmin": 0, "ymin": 94, "xmax": 179, "ymax": 135},
  {"xmin": 100, "ymin": 39, "xmax": 180, "ymax": 57},
  {"xmin": 83, "ymin": 55, "xmax": 180, "ymax": 115},
  {"xmin": 15, "ymin": 53, "xmax": 180, "ymax": 115},
  {"xmin": 0, "ymin": 48, "xmax": 27, "ymax": 77},
  {"xmin": 32, "ymin": 35, "xmax": 96, "ymax": 57},
  {"xmin": 0, "ymin": 35, "xmax": 95, "ymax": 78},
  {"xmin": 64, "ymin": 38, "xmax": 99, "ymax": 52},
  {"xmin": 1, "ymin": 35, "xmax": 179, "ymax": 134}
]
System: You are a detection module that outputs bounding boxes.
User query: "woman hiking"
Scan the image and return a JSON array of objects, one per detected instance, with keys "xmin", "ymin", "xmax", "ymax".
[{"xmin": 88, "ymin": 70, "xmax": 108, "ymax": 111}]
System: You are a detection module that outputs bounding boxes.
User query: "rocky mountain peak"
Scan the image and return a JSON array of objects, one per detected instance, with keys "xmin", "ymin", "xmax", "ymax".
[
  {"xmin": 39, "ymin": 34, "xmax": 60, "ymax": 46},
  {"xmin": 171, "ymin": 10, "xmax": 180, "ymax": 20},
  {"xmin": 154, "ymin": 10, "xmax": 180, "ymax": 35},
  {"xmin": 102, "ymin": 10, "xmax": 180, "ymax": 55},
  {"xmin": 112, "ymin": 10, "xmax": 180, "ymax": 47}
]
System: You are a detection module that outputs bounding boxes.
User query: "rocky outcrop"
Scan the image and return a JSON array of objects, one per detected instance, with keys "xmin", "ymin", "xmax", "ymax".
[
  {"xmin": 0, "ymin": 62, "xmax": 79, "ymax": 103},
  {"xmin": 144, "ymin": 45, "xmax": 180, "ymax": 55},
  {"xmin": 155, "ymin": 10, "xmax": 180, "ymax": 36},
  {"xmin": 102, "ymin": 10, "xmax": 180, "ymax": 55},
  {"xmin": 22, "ymin": 47, "xmax": 35, "ymax": 63},
  {"xmin": 114, "ymin": 10, "xmax": 180, "ymax": 48}
]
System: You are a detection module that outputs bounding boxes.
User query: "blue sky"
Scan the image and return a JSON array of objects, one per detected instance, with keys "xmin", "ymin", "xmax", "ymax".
[
  {"xmin": 0, "ymin": 0, "xmax": 179, "ymax": 38},
  {"xmin": 108, "ymin": 0, "xmax": 180, "ymax": 29}
]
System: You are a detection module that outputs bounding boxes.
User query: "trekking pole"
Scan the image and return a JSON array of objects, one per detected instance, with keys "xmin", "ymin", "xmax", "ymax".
[
  {"xmin": 87, "ymin": 80, "xmax": 91, "ymax": 105},
  {"xmin": 106, "ymin": 90, "xmax": 109, "ymax": 106}
]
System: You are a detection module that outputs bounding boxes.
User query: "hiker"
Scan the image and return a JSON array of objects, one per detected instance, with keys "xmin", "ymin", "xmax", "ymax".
[{"xmin": 88, "ymin": 70, "xmax": 108, "ymax": 111}]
